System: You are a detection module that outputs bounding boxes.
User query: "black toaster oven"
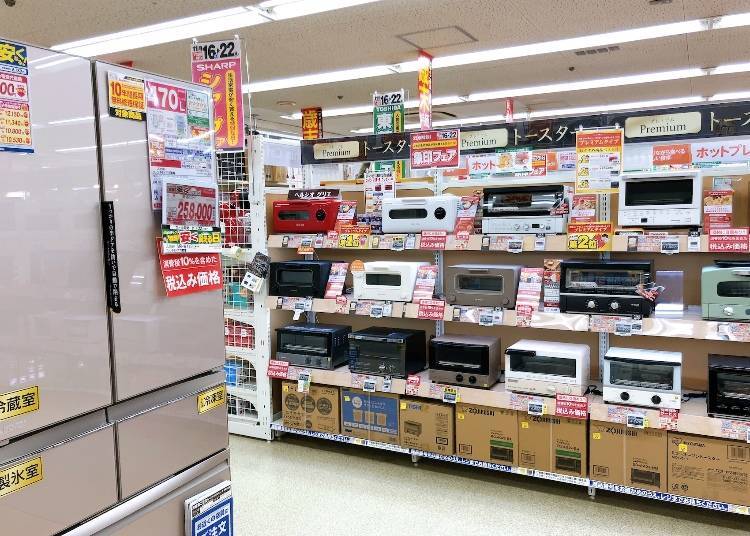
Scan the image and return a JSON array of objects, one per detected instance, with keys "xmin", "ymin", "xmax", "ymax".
[
  {"xmin": 348, "ymin": 326, "xmax": 426, "ymax": 378},
  {"xmin": 269, "ymin": 260, "xmax": 336, "ymax": 298},
  {"xmin": 276, "ymin": 323, "xmax": 351, "ymax": 369},
  {"xmin": 708, "ymin": 354, "xmax": 750, "ymax": 419}
]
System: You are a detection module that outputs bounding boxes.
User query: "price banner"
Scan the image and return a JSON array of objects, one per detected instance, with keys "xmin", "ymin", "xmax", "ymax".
[
  {"xmin": 0, "ymin": 40, "xmax": 33, "ymax": 154},
  {"xmin": 161, "ymin": 179, "xmax": 221, "ymax": 253},
  {"xmin": 410, "ymin": 129, "xmax": 460, "ymax": 169},
  {"xmin": 555, "ymin": 394, "xmax": 588, "ymax": 420},
  {"xmin": 157, "ymin": 238, "xmax": 222, "ymax": 297},
  {"xmin": 419, "ymin": 230, "xmax": 447, "ymax": 250},
  {"xmin": 267, "ymin": 360, "xmax": 289, "ymax": 379},
  {"xmin": 708, "ymin": 227, "xmax": 749, "ymax": 253},
  {"xmin": 417, "ymin": 299, "xmax": 445, "ymax": 320},
  {"xmin": 107, "ymin": 71, "xmax": 145, "ymax": 121},
  {"xmin": 575, "ymin": 129, "xmax": 623, "ymax": 193},
  {"xmin": 337, "ymin": 224, "xmax": 371, "ymax": 248},
  {"xmin": 567, "ymin": 221, "xmax": 613, "ymax": 251}
]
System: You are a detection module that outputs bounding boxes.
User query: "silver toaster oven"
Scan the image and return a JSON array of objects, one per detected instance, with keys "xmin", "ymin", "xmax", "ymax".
[{"xmin": 444, "ymin": 264, "xmax": 523, "ymax": 308}]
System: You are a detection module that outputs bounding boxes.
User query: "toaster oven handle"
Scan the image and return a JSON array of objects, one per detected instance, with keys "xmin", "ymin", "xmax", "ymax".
[
  {"xmin": 397, "ymin": 198, "xmax": 426, "ymax": 205},
  {"xmin": 731, "ymin": 269, "xmax": 750, "ymax": 277},
  {"xmin": 467, "ymin": 269, "xmax": 489, "ymax": 274}
]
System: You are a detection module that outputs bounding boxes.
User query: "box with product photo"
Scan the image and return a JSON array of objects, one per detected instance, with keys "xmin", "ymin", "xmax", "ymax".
[
  {"xmin": 589, "ymin": 421, "xmax": 667, "ymax": 491},
  {"xmin": 399, "ymin": 398, "xmax": 455, "ymax": 454},
  {"xmin": 341, "ymin": 388, "xmax": 400, "ymax": 445},
  {"xmin": 517, "ymin": 413, "xmax": 587, "ymax": 477},
  {"xmin": 455, "ymin": 403, "xmax": 518, "ymax": 466},
  {"xmin": 668, "ymin": 432, "xmax": 750, "ymax": 505},
  {"xmin": 281, "ymin": 381, "xmax": 341, "ymax": 434}
]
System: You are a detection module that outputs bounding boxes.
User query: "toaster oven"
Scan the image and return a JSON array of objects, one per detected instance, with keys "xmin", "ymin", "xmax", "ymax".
[
  {"xmin": 708, "ymin": 354, "xmax": 750, "ymax": 419},
  {"xmin": 352, "ymin": 261, "xmax": 428, "ymax": 302},
  {"xmin": 428, "ymin": 335, "xmax": 501, "ymax": 389},
  {"xmin": 618, "ymin": 171, "xmax": 701, "ymax": 227},
  {"xmin": 505, "ymin": 339, "xmax": 590, "ymax": 396},
  {"xmin": 702, "ymin": 260, "xmax": 750, "ymax": 321},
  {"xmin": 381, "ymin": 195, "xmax": 459, "ymax": 233},
  {"xmin": 272, "ymin": 199, "xmax": 341, "ymax": 233},
  {"xmin": 444, "ymin": 264, "xmax": 523, "ymax": 308},
  {"xmin": 269, "ymin": 260, "xmax": 335, "ymax": 298},
  {"xmin": 560, "ymin": 260, "xmax": 655, "ymax": 317},
  {"xmin": 276, "ymin": 323, "xmax": 351, "ymax": 369},
  {"xmin": 603, "ymin": 347, "xmax": 682, "ymax": 410},
  {"xmin": 348, "ymin": 326, "xmax": 427, "ymax": 378},
  {"xmin": 481, "ymin": 185, "xmax": 567, "ymax": 234}
]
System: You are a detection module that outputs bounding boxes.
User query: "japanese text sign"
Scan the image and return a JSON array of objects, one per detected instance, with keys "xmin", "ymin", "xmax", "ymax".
[
  {"xmin": 410, "ymin": 129, "xmax": 460, "ymax": 169},
  {"xmin": 301, "ymin": 107, "xmax": 323, "ymax": 140},
  {"xmin": 567, "ymin": 221, "xmax": 613, "ymax": 251},
  {"xmin": 417, "ymin": 299, "xmax": 445, "ymax": 320},
  {"xmin": 708, "ymin": 227, "xmax": 750, "ymax": 253},
  {"xmin": 555, "ymin": 394, "xmax": 588, "ymax": 420},
  {"xmin": 692, "ymin": 139, "xmax": 750, "ymax": 166},
  {"xmin": 0, "ymin": 39, "xmax": 32, "ymax": 153},
  {"xmin": 417, "ymin": 51, "xmax": 432, "ymax": 130},
  {"xmin": 652, "ymin": 143, "xmax": 691, "ymax": 168},
  {"xmin": 158, "ymin": 238, "xmax": 222, "ymax": 297},
  {"xmin": 575, "ymin": 129, "xmax": 623, "ymax": 193},
  {"xmin": 107, "ymin": 71, "xmax": 145, "ymax": 121}
]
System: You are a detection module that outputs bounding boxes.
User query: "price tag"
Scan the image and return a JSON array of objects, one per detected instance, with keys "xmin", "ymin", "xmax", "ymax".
[
  {"xmin": 614, "ymin": 318, "xmax": 632, "ymax": 336},
  {"xmin": 267, "ymin": 359, "xmax": 289, "ymax": 379},
  {"xmin": 442, "ymin": 386, "xmax": 459, "ymax": 404},
  {"xmin": 534, "ymin": 234, "xmax": 546, "ymax": 251},
  {"xmin": 478, "ymin": 308, "xmax": 494, "ymax": 326},
  {"xmin": 297, "ymin": 237, "xmax": 314, "ymax": 255},
  {"xmin": 626, "ymin": 413, "xmax": 646, "ymax": 429},
  {"xmin": 405, "ymin": 234, "xmax": 417, "ymax": 249},
  {"xmin": 339, "ymin": 233, "xmax": 369, "ymax": 248},
  {"xmin": 297, "ymin": 370, "xmax": 311, "ymax": 393},
  {"xmin": 370, "ymin": 304, "xmax": 384, "ymax": 318},
  {"xmin": 687, "ymin": 231, "xmax": 701, "ymax": 252},
  {"xmin": 382, "ymin": 301, "xmax": 393, "ymax": 317},
  {"xmin": 390, "ymin": 235, "xmax": 405, "ymax": 251},
  {"xmin": 292, "ymin": 298, "xmax": 313, "ymax": 320},
  {"xmin": 405, "ymin": 375, "xmax": 421, "ymax": 396},
  {"xmin": 417, "ymin": 299, "xmax": 445, "ymax": 320},
  {"xmin": 528, "ymin": 400, "xmax": 546, "ymax": 416},
  {"xmin": 555, "ymin": 394, "xmax": 588, "ymax": 420},
  {"xmin": 507, "ymin": 239, "xmax": 523, "ymax": 254},
  {"xmin": 382, "ymin": 377, "xmax": 392, "ymax": 393},
  {"xmin": 492, "ymin": 307, "xmax": 504, "ymax": 325},
  {"xmin": 660, "ymin": 237, "xmax": 680, "ymax": 255},
  {"xmin": 240, "ymin": 270, "xmax": 263, "ymax": 293},
  {"xmin": 362, "ymin": 377, "xmax": 377, "ymax": 393},
  {"xmin": 659, "ymin": 408, "xmax": 679, "ymax": 430},
  {"xmin": 630, "ymin": 316, "xmax": 643, "ymax": 335}
]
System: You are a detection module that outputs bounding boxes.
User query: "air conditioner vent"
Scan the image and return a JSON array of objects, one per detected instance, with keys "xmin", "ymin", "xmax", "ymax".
[{"xmin": 574, "ymin": 45, "xmax": 621, "ymax": 56}]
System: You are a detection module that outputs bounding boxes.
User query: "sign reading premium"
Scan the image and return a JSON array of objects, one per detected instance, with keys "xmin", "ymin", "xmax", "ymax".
[
  {"xmin": 312, "ymin": 140, "xmax": 360, "ymax": 160},
  {"xmin": 302, "ymin": 132, "xmax": 409, "ymax": 164},
  {"xmin": 460, "ymin": 128, "xmax": 509, "ymax": 153},
  {"xmin": 625, "ymin": 111, "xmax": 701, "ymax": 139}
]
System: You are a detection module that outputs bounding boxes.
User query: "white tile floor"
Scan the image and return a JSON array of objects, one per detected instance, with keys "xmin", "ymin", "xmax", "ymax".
[{"xmin": 229, "ymin": 434, "xmax": 748, "ymax": 536}]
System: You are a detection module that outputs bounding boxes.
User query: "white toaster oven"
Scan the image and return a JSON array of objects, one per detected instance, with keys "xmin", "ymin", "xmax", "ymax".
[
  {"xmin": 352, "ymin": 261, "xmax": 429, "ymax": 302},
  {"xmin": 381, "ymin": 195, "xmax": 459, "ymax": 233},
  {"xmin": 505, "ymin": 339, "xmax": 590, "ymax": 396},
  {"xmin": 618, "ymin": 171, "xmax": 701, "ymax": 227},
  {"xmin": 603, "ymin": 347, "xmax": 682, "ymax": 409}
]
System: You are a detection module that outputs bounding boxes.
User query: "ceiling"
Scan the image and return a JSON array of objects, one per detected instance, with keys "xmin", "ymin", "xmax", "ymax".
[{"xmin": 1, "ymin": 0, "xmax": 750, "ymax": 137}]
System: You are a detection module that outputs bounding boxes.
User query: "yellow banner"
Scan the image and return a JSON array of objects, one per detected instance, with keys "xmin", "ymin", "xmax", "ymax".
[
  {"xmin": 0, "ymin": 386, "xmax": 39, "ymax": 421},
  {"xmin": 197, "ymin": 385, "xmax": 226, "ymax": 414},
  {"xmin": 567, "ymin": 221, "xmax": 613, "ymax": 251},
  {"xmin": 0, "ymin": 457, "xmax": 43, "ymax": 498}
]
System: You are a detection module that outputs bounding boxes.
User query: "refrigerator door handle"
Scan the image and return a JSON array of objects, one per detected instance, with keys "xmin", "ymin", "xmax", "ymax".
[{"xmin": 101, "ymin": 201, "xmax": 122, "ymax": 313}]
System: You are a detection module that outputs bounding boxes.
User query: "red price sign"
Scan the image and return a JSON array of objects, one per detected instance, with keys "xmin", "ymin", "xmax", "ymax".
[
  {"xmin": 163, "ymin": 181, "xmax": 218, "ymax": 228},
  {"xmin": 146, "ymin": 81, "xmax": 186, "ymax": 112},
  {"xmin": 267, "ymin": 359, "xmax": 290, "ymax": 379},
  {"xmin": 708, "ymin": 227, "xmax": 749, "ymax": 253},
  {"xmin": 0, "ymin": 73, "xmax": 28, "ymax": 102},
  {"xmin": 417, "ymin": 299, "xmax": 445, "ymax": 320},
  {"xmin": 555, "ymin": 393, "xmax": 588, "ymax": 420},
  {"xmin": 419, "ymin": 230, "xmax": 447, "ymax": 250}
]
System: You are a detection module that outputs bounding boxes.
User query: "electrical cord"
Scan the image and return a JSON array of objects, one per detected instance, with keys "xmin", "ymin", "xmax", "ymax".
[
  {"xmin": 585, "ymin": 384, "xmax": 603, "ymax": 396},
  {"xmin": 682, "ymin": 392, "xmax": 707, "ymax": 402}
]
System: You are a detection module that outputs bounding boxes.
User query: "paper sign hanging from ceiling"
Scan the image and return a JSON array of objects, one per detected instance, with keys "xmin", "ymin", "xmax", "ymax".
[
  {"xmin": 191, "ymin": 39, "xmax": 245, "ymax": 150},
  {"xmin": 0, "ymin": 39, "xmax": 33, "ymax": 154},
  {"xmin": 575, "ymin": 129, "xmax": 623, "ymax": 193},
  {"xmin": 417, "ymin": 51, "xmax": 432, "ymax": 130}
]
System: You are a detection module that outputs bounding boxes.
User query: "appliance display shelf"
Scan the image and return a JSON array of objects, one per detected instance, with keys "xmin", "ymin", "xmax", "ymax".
[
  {"xmin": 226, "ymin": 384, "xmax": 257, "ymax": 402},
  {"xmin": 271, "ymin": 420, "xmax": 411, "ymax": 453},
  {"xmin": 267, "ymin": 296, "xmax": 748, "ymax": 343},
  {"xmin": 224, "ymin": 307, "xmax": 255, "ymax": 323},
  {"xmin": 225, "ymin": 345, "xmax": 258, "ymax": 359}
]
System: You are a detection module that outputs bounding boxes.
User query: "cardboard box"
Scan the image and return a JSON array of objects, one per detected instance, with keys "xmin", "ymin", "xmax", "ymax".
[
  {"xmin": 668, "ymin": 433, "xmax": 750, "ymax": 505},
  {"xmin": 589, "ymin": 421, "xmax": 667, "ymax": 491},
  {"xmin": 455, "ymin": 403, "xmax": 517, "ymax": 466},
  {"xmin": 399, "ymin": 398, "xmax": 454, "ymax": 454},
  {"xmin": 518, "ymin": 413, "xmax": 587, "ymax": 477},
  {"xmin": 281, "ymin": 381, "xmax": 340, "ymax": 434},
  {"xmin": 340, "ymin": 388, "xmax": 400, "ymax": 445}
]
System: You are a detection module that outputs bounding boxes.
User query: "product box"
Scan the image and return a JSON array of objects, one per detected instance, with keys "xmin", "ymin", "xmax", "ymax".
[
  {"xmin": 668, "ymin": 432, "xmax": 750, "ymax": 505},
  {"xmin": 455, "ymin": 403, "xmax": 517, "ymax": 466},
  {"xmin": 340, "ymin": 388, "xmax": 400, "ymax": 445},
  {"xmin": 589, "ymin": 421, "xmax": 667, "ymax": 491},
  {"xmin": 399, "ymin": 398, "xmax": 454, "ymax": 454},
  {"xmin": 281, "ymin": 381, "xmax": 340, "ymax": 434},
  {"xmin": 518, "ymin": 413, "xmax": 587, "ymax": 477}
]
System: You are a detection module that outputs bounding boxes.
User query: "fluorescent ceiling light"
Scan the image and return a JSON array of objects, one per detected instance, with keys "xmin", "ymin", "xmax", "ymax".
[
  {"xmin": 711, "ymin": 61, "xmax": 750, "ymax": 75},
  {"xmin": 709, "ymin": 91, "xmax": 750, "ymax": 101},
  {"xmin": 246, "ymin": 11, "xmax": 750, "ymax": 93}
]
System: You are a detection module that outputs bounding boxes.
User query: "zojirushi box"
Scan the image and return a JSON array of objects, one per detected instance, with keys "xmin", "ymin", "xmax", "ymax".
[{"xmin": 702, "ymin": 260, "xmax": 750, "ymax": 321}]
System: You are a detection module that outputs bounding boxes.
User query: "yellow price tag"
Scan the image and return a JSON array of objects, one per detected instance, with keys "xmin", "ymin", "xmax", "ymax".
[
  {"xmin": 517, "ymin": 467, "xmax": 528, "ymax": 476},
  {"xmin": 344, "ymin": 396, "xmax": 351, "ymax": 402},
  {"xmin": 197, "ymin": 385, "xmax": 226, "ymax": 414},
  {"xmin": 0, "ymin": 386, "xmax": 39, "ymax": 421},
  {"xmin": 566, "ymin": 222, "xmax": 613, "ymax": 252},
  {"xmin": 282, "ymin": 384, "xmax": 289, "ymax": 392},
  {"xmin": 0, "ymin": 457, "xmax": 43, "ymax": 498},
  {"xmin": 338, "ymin": 233, "xmax": 370, "ymax": 249}
]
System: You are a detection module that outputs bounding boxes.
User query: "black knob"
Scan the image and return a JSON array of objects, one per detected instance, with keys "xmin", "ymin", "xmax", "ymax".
[
  {"xmin": 620, "ymin": 392, "xmax": 630, "ymax": 401},
  {"xmin": 651, "ymin": 395, "xmax": 661, "ymax": 405},
  {"xmin": 456, "ymin": 374, "xmax": 464, "ymax": 383},
  {"xmin": 469, "ymin": 376, "xmax": 477, "ymax": 384},
  {"xmin": 434, "ymin": 207, "xmax": 447, "ymax": 219},
  {"xmin": 315, "ymin": 209, "xmax": 326, "ymax": 221}
]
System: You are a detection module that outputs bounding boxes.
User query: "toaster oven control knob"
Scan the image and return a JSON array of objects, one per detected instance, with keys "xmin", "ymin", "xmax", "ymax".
[
  {"xmin": 468, "ymin": 376, "xmax": 477, "ymax": 384},
  {"xmin": 434, "ymin": 207, "xmax": 447, "ymax": 219},
  {"xmin": 723, "ymin": 306, "xmax": 735, "ymax": 316},
  {"xmin": 456, "ymin": 374, "xmax": 464, "ymax": 383},
  {"xmin": 523, "ymin": 224, "xmax": 530, "ymax": 231},
  {"xmin": 620, "ymin": 392, "xmax": 630, "ymax": 401},
  {"xmin": 651, "ymin": 395, "xmax": 662, "ymax": 405},
  {"xmin": 315, "ymin": 209, "xmax": 326, "ymax": 221},
  {"xmin": 609, "ymin": 301, "xmax": 619, "ymax": 311},
  {"xmin": 513, "ymin": 224, "xmax": 521, "ymax": 231},
  {"xmin": 586, "ymin": 300, "xmax": 596, "ymax": 309}
]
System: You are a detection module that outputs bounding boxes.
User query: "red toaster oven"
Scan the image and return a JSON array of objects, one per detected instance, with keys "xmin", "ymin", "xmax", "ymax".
[{"xmin": 272, "ymin": 199, "xmax": 342, "ymax": 233}]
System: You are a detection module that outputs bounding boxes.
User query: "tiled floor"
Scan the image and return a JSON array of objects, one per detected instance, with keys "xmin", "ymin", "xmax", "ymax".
[{"xmin": 229, "ymin": 434, "xmax": 748, "ymax": 535}]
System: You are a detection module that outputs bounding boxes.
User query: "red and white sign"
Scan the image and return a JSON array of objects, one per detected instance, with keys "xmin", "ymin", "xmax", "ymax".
[
  {"xmin": 410, "ymin": 129, "xmax": 460, "ymax": 169},
  {"xmin": 417, "ymin": 51, "xmax": 432, "ymax": 130},
  {"xmin": 147, "ymin": 81, "xmax": 186, "ymax": 113},
  {"xmin": 0, "ymin": 72, "xmax": 28, "ymax": 102},
  {"xmin": 530, "ymin": 152, "xmax": 547, "ymax": 176},
  {"xmin": 505, "ymin": 98, "xmax": 514, "ymax": 122},
  {"xmin": 163, "ymin": 180, "xmax": 218, "ymax": 228},
  {"xmin": 417, "ymin": 299, "xmax": 445, "ymax": 320},
  {"xmin": 693, "ymin": 139, "xmax": 750, "ymax": 166},
  {"xmin": 324, "ymin": 262, "xmax": 349, "ymax": 298},
  {"xmin": 708, "ymin": 227, "xmax": 749, "ymax": 253},
  {"xmin": 419, "ymin": 230, "xmax": 447, "ymax": 250},
  {"xmin": 405, "ymin": 374, "xmax": 421, "ymax": 396},
  {"xmin": 267, "ymin": 359, "xmax": 290, "ymax": 379},
  {"xmin": 515, "ymin": 268, "xmax": 543, "ymax": 327},
  {"xmin": 157, "ymin": 239, "xmax": 222, "ymax": 297},
  {"xmin": 659, "ymin": 408, "xmax": 679, "ymax": 431},
  {"xmin": 413, "ymin": 265, "xmax": 438, "ymax": 302},
  {"xmin": 454, "ymin": 195, "xmax": 480, "ymax": 234},
  {"xmin": 555, "ymin": 394, "xmax": 588, "ymax": 420},
  {"xmin": 570, "ymin": 194, "xmax": 597, "ymax": 223},
  {"xmin": 653, "ymin": 143, "xmax": 691, "ymax": 167}
]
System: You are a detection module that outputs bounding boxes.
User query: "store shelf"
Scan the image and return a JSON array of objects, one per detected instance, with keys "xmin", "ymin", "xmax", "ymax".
[
  {"xmin": 225, "ymin": 345, "xmax": 258, "ymax": 359},
  {"xmin": 224, "ymin": 307, "xmax": 256, "ymax": 324},
  {"xmin": 271, "ymin": 420, "xmax": 411, "ymax": 453},
  {"xmin": 227, "ymin": 384, "xmax": 257, "ymax": 402}
]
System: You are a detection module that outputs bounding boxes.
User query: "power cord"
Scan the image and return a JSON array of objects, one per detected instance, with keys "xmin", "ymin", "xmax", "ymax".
[{"xmin": 585, "ymin": 385, "xmax": 602, "ymax": 396}]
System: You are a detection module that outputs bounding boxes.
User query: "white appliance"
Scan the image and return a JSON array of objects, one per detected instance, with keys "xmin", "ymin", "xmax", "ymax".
[
  {"xmin": 481, "ymin": 185, "xmax": 568, "ymax": 234},
  {"xmin": 603, "ymin": 347, "xmax": 682, "ymax": 409},
  {"xmin": 381, "ymin": 195, "xmax": 459, "ymax": 233},
  {"xmin": 482, "ymin": 216, "xmax": 566, "ymax": 234},
  {"xmin": 504, "ymin": 340, "xmax": 590, "ymax": 396},
  {"xmin": 618, "ymin": 171, "xmax": 702, "ymax": 227},
  {"xmin": 352, "ymin": 261, "xmax": 429, "ymax": 302}
]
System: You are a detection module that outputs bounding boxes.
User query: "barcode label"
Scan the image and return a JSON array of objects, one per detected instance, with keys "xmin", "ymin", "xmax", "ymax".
[
  {"xmin": 593, "ymin": 464, "xmax": 609, "ymax": 477},
  {"xmin": 728, "ymin": 444, "xmax": 750, "ymax": 461}
]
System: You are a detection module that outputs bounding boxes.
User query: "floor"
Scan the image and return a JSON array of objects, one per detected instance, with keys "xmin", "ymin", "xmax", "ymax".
[{"xmin": 229, "ymin": 434, "xmax": 748, "ymax": 536}]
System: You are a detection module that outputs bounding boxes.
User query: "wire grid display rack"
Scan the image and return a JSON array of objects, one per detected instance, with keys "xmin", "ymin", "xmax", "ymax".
[{"xmin": 218, "ymin": 148, "xmax": 272, "ymax": 438}]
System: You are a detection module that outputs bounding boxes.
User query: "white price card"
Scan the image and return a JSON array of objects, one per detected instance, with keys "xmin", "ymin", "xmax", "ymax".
[
  {"xmin": 240, "ymin": 271, "xmax": 263, "ymax": 292},
  {"xmin": 405, "ymin": 234, "xmax": 417, "ymax": 249},
  {"xmin": 382, "ymin": 377, "xmax": 392, "ymax": 393},
  {"xmin": 370, "ymin": 304, "xmax": 384, "ymax": 318},
  {"xmin": 507, "ymin": 239, "xmax": 523, "ymax": 254},
  {"xmin": 614, "ymin": 318, "xmax": 633, "ymax": 336},
  {"xmin": 626, "ymin": 413, "xmax": 646, "ymax": 429},
  {"xmin": 442, "ymin": 386, "xmax": 459, "ymax": 404},
  {"xmin": 534, "ymin": 234, "xmax": 546, "ymax": 251},
  {"xmin": 478, "ymin": 308, "xmax": 494, "ymax": 326},
  {"xmin": 297, "ymin": 371, "xmax": 311, "ymax": 393},
  {"xmin": 362, "ymin": 377, "xmax": 377, "ymax": 393},
  {"xmin": 660, "ymin": 237, "xmax": 680, "ymax": 255},
  {"xmin": 528, "ymin": 400, "xmax": 546, "ymax": 416},
  {"xmin": 688, "ymin": 231, "xmax": 701, "ymax": 252}
]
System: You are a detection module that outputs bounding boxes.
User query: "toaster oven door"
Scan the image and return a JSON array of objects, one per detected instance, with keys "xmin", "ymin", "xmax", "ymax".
[
  {"xmin": 710, "ymin": 368, "xmax": 750, "ymax": 416},
  {"xmin": 705, "ymin": 276, "xmax": 750, "ymax": 319},
  {"xmin": 278, "ymin": 330, "xmax": 330, "ymax": 357},
  {"xmin": 272, "ymin": 266, "xmax": 319, "ymax": 297},
  {"xmin": 430, "ymin": 342, "xmax": 488, "ymax": 374},
  {"xmin": 277, "ymin": 208, "xmax": 311, "ymax": 221},
  {"xmin": 563, "ymin": 267, "xmax": 648, "ymax": 295},
  {"xmin": 485, "ymin": 189, "xmax": 560, "ymax": 217},
  {"xmin": 623, "ymin": 177, "xmax": 696, "ymax": 208},
  {"xmin": 606, "ymin": 359, "xmax": 676, "ymax": 391},
  {"xmin": 507, "ymin": 351, "xmax": 578, "ymax": 379}
]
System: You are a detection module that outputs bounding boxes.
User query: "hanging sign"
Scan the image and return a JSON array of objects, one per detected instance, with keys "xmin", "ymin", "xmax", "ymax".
[
  {"xmin": 161, "ymin": 178, "xmax": 221, "ymax": 253},
  {"xmin": 146, "ymin": 81, "xmax": 214, "ymax": 210},
  {"xmin": 575, "ymin": 129, "xmax": 623, "ymax": 193},
  {"xmin": 107, "ymin": 71, "xmax": 145, "ymax": 121},
  {"xmin": 417, "ymin": 51, "xmax": 432, "ymax": 130},
  {"xmin": 301, "ymin": 107, "xmax": 323, "ymax": 140},
  {"xmin": 410, "ymin": 129, "xmax": 459, "ymax": 169},
  {"xmin": 496, "ymin": 146, "xmax": 532, "ymax": 174},
  {"xmin": 373, "ymin": 90, "xmax": 406, "ymax": 179},
  {"xmin": 567, "ymin": 222, "xmax": 613, "ymax": 251},
  {"xmin": 191, "ymin": 39, "xmax": 244, "ymax": 150},
  {"xmin": 157, "ymin": 239, "xmax": 222, "ymax": 297},
  {"xmin": 0, "ymin": 39, "xmax": 32, "ymax": 153}
]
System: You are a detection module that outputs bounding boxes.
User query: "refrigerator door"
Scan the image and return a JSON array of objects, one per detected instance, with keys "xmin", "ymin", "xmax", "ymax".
[
  {"xmin": 0, "ymin": 411, "xmax": 118, "ymax": 535},
  {"xmin": 93, "ymin": 62, "xmax": 225, "ymax": 401},
  {"xmin": 109, "ymin": 372, "xmax": 228, "ymax": 499},
  {"xmin": 0, "ymin": 41, "xmax": 111, "ymax": 442}
]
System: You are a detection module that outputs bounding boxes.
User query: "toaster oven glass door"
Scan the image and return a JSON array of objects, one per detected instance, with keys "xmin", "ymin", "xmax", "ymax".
[
  {"xmin": 608, "ymin": 360, "xmax": 675, "ymax": 390},
  {"xmin": 624, "ymin": 178, "xmax": 694, "ymax": 206},
  {"xmin": 486, "ymin": 191, "xmax": 559, "ymax": 216},
  {"xmin": 278, "ymin": 268, "xmax": 314, "ymax": 285},
  {"xmin": 717, "ymin": 281, "xmax": 750, "ymax": 297},
  {"xmin": 564, "ymin": 268, "xmax": 646, "ymax": 294},
  {"xmin": 508, "ymin": 352, "xmax": 577, "ymax": 378},
  {"xmin": 279, "ymin": 332, "xmax": 329, "ymax": 356},
  {"xmin": 714, "ymin": 371, "xmax": 750, "ymax": 402},
  {"xmin": 456, "ymin": 274, "xmax": 503, "ymax": 292},
  {"xmin": 365, "ymin": 273, "xmax": 401, "ymax": 286},
  {"xmin": 431, "ymin": 343, "xmax": 487, "ymax": 372},
  {"xmin": 352, "ymin": 339, "xmax": 403, "ymax": 361},
  {"xmin": 388, "ymin": 208, "xmax": 428, "ymax": 219},
  {"xmin": 278, "ymin": 210, "xmax": 310, "ymax": 221}
]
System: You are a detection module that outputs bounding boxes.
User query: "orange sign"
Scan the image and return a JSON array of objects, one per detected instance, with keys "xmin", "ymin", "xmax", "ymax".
[
  {"xmin": 567, "ymin": 221, "xmax": 613, "ymax": 251},
  {"xmin": 417, "ymin": 51, "xmax": 432, "ymax": 130},
  {"xmin": 652, "ymin": 143, "xmax": 692, "ymax": 167},
  {"xmin": 302, "ymin": 107, "xmax": 323, "ymax": 139}
]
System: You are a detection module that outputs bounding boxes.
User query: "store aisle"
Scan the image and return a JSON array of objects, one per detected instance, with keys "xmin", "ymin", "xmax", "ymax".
[{"xmin": 229, "ymin": 435, "xmax": 747, "ymax": 536}]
